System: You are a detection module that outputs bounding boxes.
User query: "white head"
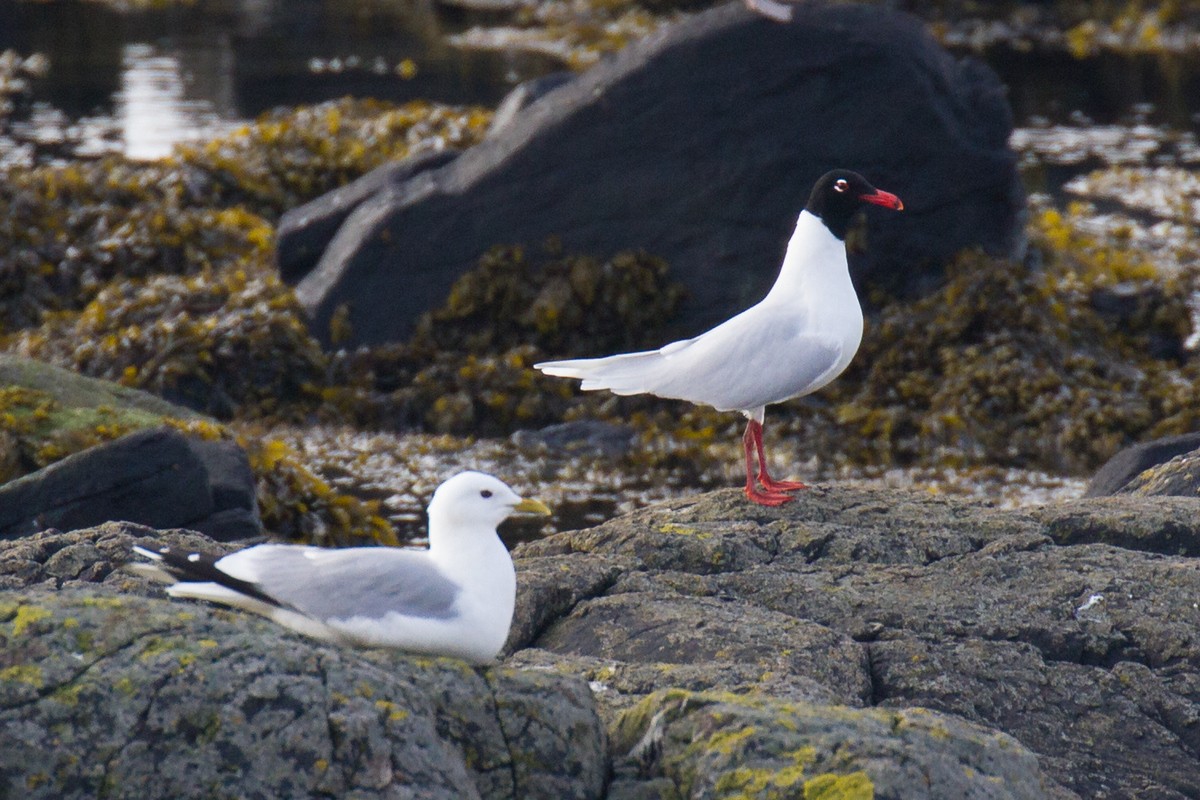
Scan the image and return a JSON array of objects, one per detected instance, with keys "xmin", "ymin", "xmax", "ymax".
[{"xmin": 426, "ymin": 471, "xmax": 551, "ymax": 536}]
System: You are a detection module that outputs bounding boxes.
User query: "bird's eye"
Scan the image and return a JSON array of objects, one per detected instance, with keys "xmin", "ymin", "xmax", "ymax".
[
  {"xmin": 480, "ymin": 490, "xmax": 493, "ymax": 498},
  {"xmin": 834, "ymin": 179, "xmax": 848, "ymax": 193}
]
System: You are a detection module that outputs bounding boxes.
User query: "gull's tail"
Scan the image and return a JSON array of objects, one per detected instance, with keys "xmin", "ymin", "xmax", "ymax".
[
  {"xmin": 130, "ymin": 544, "xmax": 280, "ymax": 610},
  {"xmin": 536, "ymin": 341, "xmax": 692, "ymax": 397}
]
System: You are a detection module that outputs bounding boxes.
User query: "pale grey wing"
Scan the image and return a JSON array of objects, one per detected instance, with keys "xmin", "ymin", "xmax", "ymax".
[
  {"xmin": 223, "ymin": 547, "xmax": 462, "ymax": 622},
  {"xmin": 621, "ymin": 306, "xmax": 845, "ymax": 411}
]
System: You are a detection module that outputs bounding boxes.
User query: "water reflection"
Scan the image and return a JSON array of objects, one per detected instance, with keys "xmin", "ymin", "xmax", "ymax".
[
  {"xmin": 118, "ymin": 43, "xmax": 233, "ymax": 160},
  {"xmin": 0, "ymin": 0, "xmax": 562, "ymax": 162}
]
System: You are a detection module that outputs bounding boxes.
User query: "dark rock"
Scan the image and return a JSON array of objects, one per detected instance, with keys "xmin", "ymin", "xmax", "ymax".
[
  {"xmin": 0, "ymin": 428, "xmax": 260, "ymax": 542},
  {"xmin": 13, "ymin": 490, "xmax": 1199, "ymax": 798},
  {"xmin": 0, "ymin": 586, "xmax": 607, "ymax": 800},
  {"xmin": 1034, "ymin": 497, "xmax": 1200, "ymax": 555},
  {"xmin": 510, "ymin": 420, "xmax": 637, "ymax": 459},
  {"xmin": 187, "ymin": 437, "xmax": 259, "ymax": 519},
  {"xmin": 510, "ymin": 486, "xmax": 1200, "ymax": 798},
  {"xmin": 488, "ymin": 72, "xmax": 576, "ymax": 135},
  {"xmin": 275, "ymin": 149, "xmax": 460, "ymax": 283},
  {"xmin": 288, "ymin": 2, "xmax": 1021, "ymax": 347},
  {"xmin": 0, "ymin": 522, "xmax": 225, "ymax": 592},
  {"xmin": 1083, "ymin": 432, "xmax": 1200, "ymax": 496}
]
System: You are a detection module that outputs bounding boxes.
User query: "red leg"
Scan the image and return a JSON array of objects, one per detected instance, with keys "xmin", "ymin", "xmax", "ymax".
[
  {"xmin": 742, "ymin": 421, "xmax": 792, "ymax": 506},
  {"xmin": 750, "ymin": 419, "xmax": 808, "ymax": 493}
]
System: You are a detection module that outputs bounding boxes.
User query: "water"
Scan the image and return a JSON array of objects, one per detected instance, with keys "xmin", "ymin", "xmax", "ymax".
[
  {"xmin": 3, "ymin": 2, "xmax": 1199, "ymax": 163},
  {"xmin": 0, "ymin": 0, "xmax": 561, "ymax": 161}
]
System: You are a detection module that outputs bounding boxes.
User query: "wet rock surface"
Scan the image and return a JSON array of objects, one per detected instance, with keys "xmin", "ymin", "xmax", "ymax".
[{"xmin": 290, "ymin": 2, "xmax": 1022, "ymax": 347}]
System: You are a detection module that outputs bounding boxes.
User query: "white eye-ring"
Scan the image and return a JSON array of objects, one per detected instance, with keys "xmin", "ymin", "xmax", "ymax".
[{"xmin": 834, "ymin": 178, "xmax": 848, "ymax": 193}]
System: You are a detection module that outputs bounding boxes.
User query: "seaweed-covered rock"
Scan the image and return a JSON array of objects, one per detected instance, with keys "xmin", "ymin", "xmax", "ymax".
[
  {"xmin": 12, "ymin": 269, "xmax": 328, "ymax": 419},
  {"xmin": 323, "ymin": 246, "xmax": 688, "ymax": 435},
  {"xmin": 290, "ymin": 2, "xmax": 1021, "ymax": 346},
  {"xmin": 0, "ymin": 427, "xmax": 260, "ymax": 541},
  {"xmin": 509, "ymin": 486, "xmax": 1200, "ymax": 798},
  {"xmin": 0, "ymin": 584, "xmax": 607, "ymax": 800}
]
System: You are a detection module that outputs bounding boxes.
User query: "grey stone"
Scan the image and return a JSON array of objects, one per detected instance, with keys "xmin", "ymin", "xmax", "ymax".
[
  {"xmin": 0, "ymin": 428, "xmax": 214, "ymax": 538},
  {"xmin": 0, "ymin": 586, "xmax": 607, "ymax": 800},
  {"xmin": 509, "ymin": 486, "xmax": 1200, "ymax": 798},
  {"xmin": 0, "ymin": 428, "xmax": 261, "ymax": 542},
  {"xmin": 289, "ymin": 3, "xmax": 1021, "ymax": 347},
  {"xmin": 606, "ymin": 689, "xmax": 1065, "ymax": 800},
  {"xmin": 276, "ymin": 149, "xmax": 461, "ymax": 284},
  {"xmin": 510, "ymin": 420, "xmax": 637, "ymax": 459}
]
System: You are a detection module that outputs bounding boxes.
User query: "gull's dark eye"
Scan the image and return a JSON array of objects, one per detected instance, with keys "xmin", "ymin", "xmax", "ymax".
[
  {"xmin": 834, "ymin": 178, "xmax": 848, "ymax": 193},
  {"xmin": 480, "ymin": 490, "xmax": 493, "ymax": 498}
]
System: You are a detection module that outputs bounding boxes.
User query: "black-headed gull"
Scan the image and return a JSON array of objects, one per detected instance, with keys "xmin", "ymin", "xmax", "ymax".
[
  {"xmin": 131, "ymin": 471, "xmax": 551, "ymax": 663},
  {"xmin": 535, "ymin": 170, "xmax": 903, "ymax": 505}
]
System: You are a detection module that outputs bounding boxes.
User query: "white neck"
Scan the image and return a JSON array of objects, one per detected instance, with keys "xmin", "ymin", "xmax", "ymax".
[{"xmin": 763, "ymin": 210, "xmax": 853, "ymax": 308}]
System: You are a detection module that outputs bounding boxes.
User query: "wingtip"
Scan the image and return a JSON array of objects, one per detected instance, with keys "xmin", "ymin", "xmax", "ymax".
[{"xmin": 131, "ymin": 544, "xmax": 163, "ymax": 561}]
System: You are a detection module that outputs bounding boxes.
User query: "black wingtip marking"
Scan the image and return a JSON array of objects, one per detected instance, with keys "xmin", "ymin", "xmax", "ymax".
[{"xmin": 141, "ymin": 545, "xmax": 281, "ymax": 608}]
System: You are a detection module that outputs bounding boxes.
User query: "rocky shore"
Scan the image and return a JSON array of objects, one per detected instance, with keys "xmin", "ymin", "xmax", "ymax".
[
  {"xmin": 1, "ymin": 1, "xmax": 1199, "ymax": 797},
  {"xmin": 4, "ymin": 486, "xmax": 1200, "ymax": 798}
]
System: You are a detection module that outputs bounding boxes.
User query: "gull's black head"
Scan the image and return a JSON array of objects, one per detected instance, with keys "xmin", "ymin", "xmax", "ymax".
[{"xmin": 805, "ymin": 170, "xmax": 903, "ymax": 240}]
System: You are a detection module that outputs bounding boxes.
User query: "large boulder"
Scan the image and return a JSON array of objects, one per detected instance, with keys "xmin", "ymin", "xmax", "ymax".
[
  {"xmin": 0, "ymin": 427, "xmax": 260, "ymax": 541},
  {"xmin": 0, "ymin": 525, "xmax": 607, "ymax": 800},
  {"xmin": 285, "ymin": 2, "xmax": 1021, "ymax": 347}
]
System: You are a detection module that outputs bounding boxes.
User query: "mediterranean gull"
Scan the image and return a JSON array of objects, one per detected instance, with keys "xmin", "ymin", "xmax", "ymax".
[
  {"xmin": 535, "ymin": 170, "xmax": 903, "ymax": 506},
  {"xmin": 130, "ymin": 471, "xmax": 551, "ymax": 663}
]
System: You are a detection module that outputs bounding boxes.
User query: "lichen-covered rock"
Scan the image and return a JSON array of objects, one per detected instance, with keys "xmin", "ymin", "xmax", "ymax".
[
  {"xmin": 510, "ymin": 486, "xmax": 1200, "ymax": 798},
  {"xmin": 0, "ymin": 586, "xmax": 607, "ymax": 800},
  {"xmin": 606, "ymin": 689, "xmax": 1062, "ymax": 800},
  {"xmin": 1084, "ymin": 433, "xmax": 1200, "ymax": 497},
  {"xmin": 1119, "ymin": 451, "xmax": 1200, "ymax": 498},
  {"xmin": 1034, "ymin": 496, "xmax": 1200, "ymax": 554},
  {"xmin": 0, "ymin": 522, "xmax": 221, "ymax": 592}
]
